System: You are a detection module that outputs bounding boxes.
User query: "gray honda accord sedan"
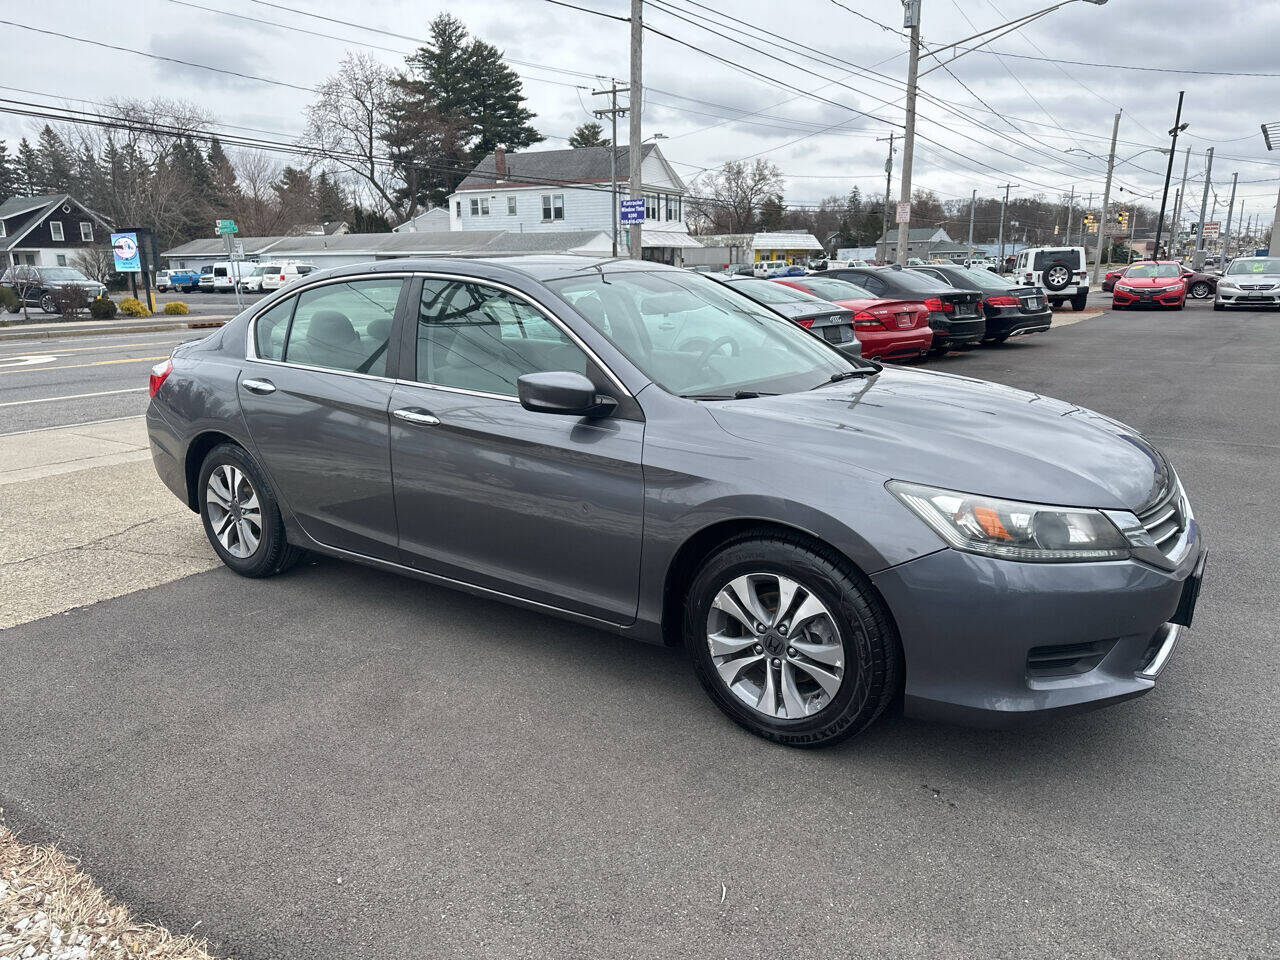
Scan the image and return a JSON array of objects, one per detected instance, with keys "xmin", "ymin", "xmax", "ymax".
[{"xmin": 146, "ymin": 256, "xmax": 1206, "ymax": 746}]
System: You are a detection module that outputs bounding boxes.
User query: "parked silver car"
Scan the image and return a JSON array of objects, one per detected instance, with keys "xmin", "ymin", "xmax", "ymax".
[{"xmin": 1214, "ymin": 256, "xmax": 1280, "ymax": 310}]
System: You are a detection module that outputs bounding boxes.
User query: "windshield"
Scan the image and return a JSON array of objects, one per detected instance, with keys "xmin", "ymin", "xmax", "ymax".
[
  {"xmin": 793, "ymin": 277, "xmax": 874, "ymax": 300},
  {"xmin": 730, "ymin": 278, "xmax": 821, "ymax": 304},
  {"xmin": 1126, "ymin": 263, "xmax": 1180, "ymax": 279},
  {"xmin": 1227, "ymin": 258, "xmax": 1280, "ymax": 275},
  {"xmin": 547, "ymin": 270, "xmax": 854, "ymax": 398},
  {"xmin": 880, "ymin": 269, "xmax": 953, "ymax": 292},
  {"xmin": 41, "ymin": 268, "xmax": 89, "ymax": 281}
]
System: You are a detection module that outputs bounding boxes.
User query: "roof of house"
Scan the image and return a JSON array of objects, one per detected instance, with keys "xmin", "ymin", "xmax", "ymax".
[
  {"xmin": 0, "ymin": 194, "xmax": 113, "ymax": 251},
  {"xmin": 162, "ymin": 229, "xmax": 616, "ymax": 260},
  {"xmin": 456, "ymin": 144, "xmax": 659, "ymax": 191},
  {"xmin": 751, "ymin": 231, "xmax": 825, "ymax": 251}
]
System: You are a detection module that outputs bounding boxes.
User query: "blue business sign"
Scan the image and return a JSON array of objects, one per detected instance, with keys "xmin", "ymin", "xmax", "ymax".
[
  {"xmin": 111, "ymin": 232, "xmax": 141, "ymax": 273},
  {"xmin": 619, "ymin": 198, "xmax": 646, "ymax": 224}
]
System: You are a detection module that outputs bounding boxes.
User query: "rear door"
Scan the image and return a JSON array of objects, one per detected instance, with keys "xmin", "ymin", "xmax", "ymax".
[
  {"xmin": 237, "ymin": 274, "xmax": 409, "ymax": 560},
  {"xmin": 388, "ymin": 275, "xmax": 645, "ymax": 624}
]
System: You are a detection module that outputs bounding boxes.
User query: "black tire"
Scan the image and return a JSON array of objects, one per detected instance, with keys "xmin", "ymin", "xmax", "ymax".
[
  {"xmin": 983, "ymin": 334, "xmax": 1010, "ymax": 346},
  {"xmin": 1049, "ymin": 298, "xmax": 1063, "ymax": 309},
  {"xmin": 683, "ymin": 532, "xmax": 900, "ymax": 748},
  {"xmin": 1190, "ymin": 281, "xmax": 1211, "ymax": 299},
  {"xmin": 40, "ymin": 293, "xmax": 57, "ymax": 314},
  {"xmin": 1070, "ymin": 291, "xmax": 1088, "ymax": 311},
  {"xmin": 1042, "ymin": 261, "xmax": 1073, "ymax": 292},
  {"xmin": 197, "ymin": 442, "xmax": 302, "ymax": 578}
]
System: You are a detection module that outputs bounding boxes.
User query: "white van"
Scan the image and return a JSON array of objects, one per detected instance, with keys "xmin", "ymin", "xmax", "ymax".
[
  {"xmin": 258, "ymin": 261, "xmax": 317, "ymax": 291},
  {"xmin": 752, "ymin": 260, "xmax": 789, "ymax": 278},
  {"xmin": 206, "ymin": 261, "xmax": 256, "ymax": 293}
]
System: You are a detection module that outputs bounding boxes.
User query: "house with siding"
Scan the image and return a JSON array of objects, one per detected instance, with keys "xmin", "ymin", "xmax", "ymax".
[
  {"xmin": 1, "ymin": 194, "xmax": 113, "ymax": 269},
  {"xmin": 447, "ymin": 144, "xmax": 701, "ymax": 264}
]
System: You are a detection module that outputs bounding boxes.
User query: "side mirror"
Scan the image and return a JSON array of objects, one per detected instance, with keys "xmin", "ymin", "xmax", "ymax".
[{"xmin": 517, "ymin": 371, "xmax": 616, "ymax": 418}]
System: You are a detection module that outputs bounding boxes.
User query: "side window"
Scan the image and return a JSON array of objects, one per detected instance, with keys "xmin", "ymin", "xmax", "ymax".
[
  {"xmin": 283, "ymin": 278, "xmax": 402, "ymax": 376},
  {"xmin": 858, "ymin": 274, "xmax": 885, "ymax": 295},
  {"xmin": 254, "ymin": 298, "xmax": 295, "ymax": 361},
  {"xmin": 414, "ymin": 279, "xmax": 588, "ymax": 398}
]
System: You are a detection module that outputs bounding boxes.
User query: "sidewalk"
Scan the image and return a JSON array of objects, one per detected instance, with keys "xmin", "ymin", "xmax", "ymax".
[{"xmin": 0, "ymin": 315, "xmax": 232, "ymax": 341}]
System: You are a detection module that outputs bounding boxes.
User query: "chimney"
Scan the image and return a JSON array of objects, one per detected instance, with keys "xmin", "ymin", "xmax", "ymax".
[{"xmin": 494, "ymin": 146, "xmax": 507, "ymax": 182}]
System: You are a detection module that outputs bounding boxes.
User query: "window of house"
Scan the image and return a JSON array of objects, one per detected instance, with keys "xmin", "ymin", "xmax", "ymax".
[
  {"xmin": 470, "ymin": 198, "xmax": 480, "ymax": 216},
  {"xmin": 79, "ymin": 222, "xmax": 93, "ymax": 242},
  {"xmin": 542, "ymin": 194, "xmax": 564, "ymax": 221},
  {"xmin": 0, "ymin": 222, "xmax": 7, "ymax": 238},
  {"xmin": 56, "ymin": 255, "xmax": 67, "ymax": 266},
  {"xmin": 645, "ymin": 194, "xmax": 659, "ymax": 221},
  {"xmin": 507, "ymin": 196, "xmax": 517, "ymax": 215},
  {"xmin": 666, "ymin": 195, "xmax": 682, "ymax": 222},
  {"xmin": 49, "ymin": 221, "xmax": 64, "ymax": 242},
  {"xmin": 414, "ymin": 278, "xmax": 587, "ymax": 398},
  {"xmin": 277, "ymin": 278, "xmax": 403, "ymax": 376},
  {"xmin": 480, "ymin": 198, "xmax": 490, "ymax": 215},
  {"xmin": 456, "ymin": 201, "xmax": 462, "ymax": 218}
]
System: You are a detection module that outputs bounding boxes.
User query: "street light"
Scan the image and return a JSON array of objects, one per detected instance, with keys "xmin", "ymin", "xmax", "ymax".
[
  {"xmin": 644, "ymin": 133, "xmax": 668, "ymax": 142},
  {"xmin": 893, "ymin": 0, "xmax": 1110, "ymax": 265}
]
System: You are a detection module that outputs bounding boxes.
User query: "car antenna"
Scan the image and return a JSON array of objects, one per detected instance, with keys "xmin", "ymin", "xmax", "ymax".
[{"xmin": 594, "ymin": 261, "xmax": 611, "ymax": 284}]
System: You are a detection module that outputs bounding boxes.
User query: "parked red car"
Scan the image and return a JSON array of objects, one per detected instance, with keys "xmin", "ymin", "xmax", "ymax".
[
  {"xmin": 772, "ymin": 276, "xmax": 933, "ymax": 361},
  {"xmin": 1111, "ymin": 261, "xmax": 1187, "ymax": 310},
  {"xmin": 1105, "ymin": 264, "xmax": 1217, "ymax": 300}
]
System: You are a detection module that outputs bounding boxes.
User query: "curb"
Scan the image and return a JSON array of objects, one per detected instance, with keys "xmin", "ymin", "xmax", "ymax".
[{"xmin": 0, "ymin": 320, "xmax": 226, "ymax": 342}]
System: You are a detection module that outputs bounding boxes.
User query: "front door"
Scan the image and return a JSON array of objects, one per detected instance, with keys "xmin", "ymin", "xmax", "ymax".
[
  {"xmin": 237, "ymin": 275, "xmax": 408, "ymax": 560},
  {"xmin": 389, "ymin": 276, "xmax": 645, "ymax": 624}
]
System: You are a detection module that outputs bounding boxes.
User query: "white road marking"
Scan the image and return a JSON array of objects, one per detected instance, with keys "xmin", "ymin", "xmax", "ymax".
[
  {"xmin": 0, "ymin": 387, "xmax": 149, "ymax": 408},
  {"xmin": 0, "ymin": 355, "xmax": 58, "ymax": 367}
]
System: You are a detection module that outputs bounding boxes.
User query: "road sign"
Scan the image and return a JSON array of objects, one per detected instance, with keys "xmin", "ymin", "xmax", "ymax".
[
  {"xmin": 895, "ymin": 201, "xmax": 911, "ymax": 224},
  {"xmin": 1202, "ymin": 221, "xmax": 1220, "ymax": 238},
  {"xmin": 229, "ymin": 240, "xmax": 245, "ymax": 261},
  {"xmin": 215, "ymin": 219, "xmax": 238, "ymax": 235},
  {"xmin": 619, "ymin": 198, "xmax": 645, "ymax": 224},
  {"xmin": 110, "ymin": 232, "xmax": 140, "ymax": 273}
]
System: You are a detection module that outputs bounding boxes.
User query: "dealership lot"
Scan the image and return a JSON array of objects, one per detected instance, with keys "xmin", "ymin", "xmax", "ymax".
[{"xmin": 2, "ymin": 300, "xmax": 1278, "ymax": 958}]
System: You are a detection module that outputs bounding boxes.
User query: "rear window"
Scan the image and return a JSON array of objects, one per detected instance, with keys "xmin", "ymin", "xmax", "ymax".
[
  {"xmin": 731, "ymin": 278, "xmax": 819, "ymax": 304},
  {"xmin": 1033, "ymin": 250, "xmax": 1082, "ymax": 271},
  {"xmin": 795, "ymin": 277, "xmax": 874, "ymax": 300},
  {"xmin": 878, "ymin": 270, "xmax": 953, "ymax": 292}
]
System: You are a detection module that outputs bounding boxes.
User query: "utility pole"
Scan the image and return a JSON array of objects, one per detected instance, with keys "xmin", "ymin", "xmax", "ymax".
[
  {"xmin": 1092, "ymin": 112, "xmax": 1121, "ymax": 285},
  {"xmin": 592, "ymin": 81, "xmax": 629, "ymax": 257},
  {"xmin": 1154, "ymin": 91, "xmax": 1186, "ymax": 259},
  {"xmin": 1222, "ymin": 172, "xmax": 1238, "ymax": 262},
  {"xmin": 1171, "ymin": 145, "xmax": 1190, "ymax": 239},
  {"xmin": 996, "ymin": 183, "xmax": 1015, "ymax": 263},
  {"xmin": 1193, "ymin": 147, "xmax": 1214, "ymax": 268},
  {"xmin": 1064, "ymin": 186, "xmax": 1074, "ymax": 245},
  {"xmin": 628, "ymin": 0, "xmax": 643, "ymax": 260},
  {"xmin": 967, "ymin": 188, "xmax": 976, "ymax": 256},
  {"xmin": 1269, "ymin": 187, "xmax": 1280, "ymax": 257},
  {"xmin": 893, "ymin": 1, "xmax": 921, "ymax": 266},
  {"xmin": 877, "ymin": 132, "xmax": 895, "ymax": 261}
]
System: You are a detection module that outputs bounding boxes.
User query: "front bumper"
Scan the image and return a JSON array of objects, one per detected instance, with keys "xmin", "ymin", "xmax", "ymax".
[
  {"xmin": 1113, "ymin": 287, "xmax": 1184, "ymax": 307},
  {"xmin": 871, "ymin": 518, "xmax": 1205, "ymax": 727},
  {"xmin": 1216, "ymin": 289, "xmax": 1280, "ymax": 307}
]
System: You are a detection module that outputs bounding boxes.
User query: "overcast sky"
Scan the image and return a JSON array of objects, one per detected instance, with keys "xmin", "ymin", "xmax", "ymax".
[{"xmin": 5, "ymin": 0, "xmax": 1278, "ymax": 227}]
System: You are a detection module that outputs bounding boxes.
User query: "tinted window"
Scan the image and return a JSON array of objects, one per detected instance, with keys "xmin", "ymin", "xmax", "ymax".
[
  {"xmin": 1033, "ymin": 250, "xmax": 1082, "ymax": 270},
  {"xmin": 283, "ymin": 278, "xmax": 401, "ymax": 376},
  {"xmin": 548, "ymin": 270, "xmax": 851, "ymax": 398},
  {"xmin": 793, "ymin": 277, "xmax": 874, "ymax": 300},
  {"xmin": 415, "ymin": 279, "xmax": 587, "ymax": 398},
  {"xmin": 731, "ymin": 278, "xmax": 820, "ymax": 304},
  {"xmin": 254, "ymin": 298, "xmax": 294, "ymax": 360},
  {"xmin": 961, "ymin": 267, "xmax": 1017, "ymax": 288}
]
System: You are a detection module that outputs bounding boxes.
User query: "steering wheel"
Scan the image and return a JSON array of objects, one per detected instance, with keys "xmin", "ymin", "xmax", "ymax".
[{"xmin": 683, "ymin": 335, "xmax": 739, "ymax": 370}]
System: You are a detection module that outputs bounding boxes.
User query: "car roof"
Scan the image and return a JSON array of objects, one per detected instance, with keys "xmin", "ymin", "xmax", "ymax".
[{"xmin": 304, "ymin": 254, "xmax": 683, "ymax": 286}]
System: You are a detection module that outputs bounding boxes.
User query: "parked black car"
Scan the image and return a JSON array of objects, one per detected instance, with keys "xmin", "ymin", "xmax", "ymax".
[
  {"xmin": 823, "ymin": 266, "xmax": 984, "ymax": 351},
  {"xmin": 909, "ymin": 263, "xmax": 1052, "ymax": 344},
  {"xmin": 713, "ymin": 275, "xmax": 862, "ymax": 359},
  {"xmin": 1, "ymin": 264, "xmax": 106, "ymax": 313}
]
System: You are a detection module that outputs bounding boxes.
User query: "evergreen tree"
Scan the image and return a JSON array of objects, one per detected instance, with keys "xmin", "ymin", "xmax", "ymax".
[
  {"xmin": 36, "ymin": 125, "xmax": 75, "ymax": 194},
  {"xmin": 207, "ymin": 137, "xmax": 238, "ymax": 210},
  {"xmin": 0, "ymin": 142, "xmax": 16, "ymax": 201},
  {"xmin": 465, "ymin": 38, "xmax": 540, "ymax": 155},
  {"xmin": 273, "ymin": 166, "xmax": 317, "ymax": 227},
  {"xmin": 568, "ymin": 122, "xmax": 609, "ymax": 148},
  {"xmin": 759, "ymin": 193, "xmax": 785, "ymax": 231},
  {"xmin": 16, "ymin": 138, "xmax": 40, "ymax": 195},
  {"xmin": 314, "ymin": 171, "xmax": 348, "ymax": 223}
]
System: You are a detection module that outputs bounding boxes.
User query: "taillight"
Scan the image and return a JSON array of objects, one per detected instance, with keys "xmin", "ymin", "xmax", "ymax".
[
  {"xmin": 941, "ymin": 300, "xmax": 954, "ymax": 312},
  {"xmin": 796, "ymin": 318, "xmax": 814, "ymax": 329},
  {"xmin": 985, "ymin": 295, "xmax": 1018, "ymax": 307},
  {"xmin": 852, "ymin": 311, "xmax": 884, "ymax": 329},
  {"xmin": 149, "ymin": 359, "xmax": 172, "ymax": 398},
  {"xmin": 278, "ymin": 275, "xmax": 286, "ymax": 280},
  {"xmin": 923, "ymin": 297, "xmax": 944, "ymax": 312}
]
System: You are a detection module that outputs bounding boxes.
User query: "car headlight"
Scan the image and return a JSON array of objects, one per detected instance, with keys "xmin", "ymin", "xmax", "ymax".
[
  {"xmin": 1218, "ymin": 280, "xmax": 1239, "ymax": 291},
  {"xmin": 1115, "ymin": 284, "xmax": 1133, "ymax": 293},
  {"xmin": 888, "ymin": 481, "xmax": 1132, "ymax": 562}
]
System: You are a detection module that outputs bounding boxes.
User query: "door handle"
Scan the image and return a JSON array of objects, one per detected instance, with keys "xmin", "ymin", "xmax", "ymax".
[
  {"xmin": 241, "ymin": 378, "xmax": 276, "ymax": 394},
  {"xmin": 392, "ymin": 407, "xmax": 441, "ymax": 426}
]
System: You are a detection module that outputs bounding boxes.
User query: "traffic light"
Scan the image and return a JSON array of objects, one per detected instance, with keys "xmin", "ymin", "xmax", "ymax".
[{"xmin": 1117, "ymin": 210, "xmax": 1130, "ymax": 230}]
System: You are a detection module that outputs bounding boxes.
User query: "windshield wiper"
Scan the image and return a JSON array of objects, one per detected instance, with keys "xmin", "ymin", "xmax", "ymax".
[
  {"xmin": 681, "ymin": 390, "xmax": 774, "ymax": 400},
  {"xmin": 810, "ymin": 363, "xmax": 882, "ymax": 389}
]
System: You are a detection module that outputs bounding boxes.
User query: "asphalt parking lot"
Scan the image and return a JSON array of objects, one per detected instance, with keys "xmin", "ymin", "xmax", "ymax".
[{"xmin": 2, "ymin": 299, "xmax": 1278, "ymax": 959}]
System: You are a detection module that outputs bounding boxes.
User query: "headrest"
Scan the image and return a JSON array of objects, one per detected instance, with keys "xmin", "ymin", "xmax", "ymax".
[{"xmin": 307, "ymin": 310, "xmax": 358, "ymax": 344}]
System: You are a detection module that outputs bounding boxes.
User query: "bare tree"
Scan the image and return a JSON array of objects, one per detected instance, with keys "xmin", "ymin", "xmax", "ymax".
[
  {"xmin": 225, "ymin": 149, "xmax": 287, "ymax": 237},
  {"xmin": 70, "ymin": 247, "xmax": 115, "ymax": 286},
  {"xmin": 687, "ymin": 159, "xmax": 784, "ymax": 234},
  {"xmin": 301, "ymin": 52, "xmax": 404, "ymax": 222}
]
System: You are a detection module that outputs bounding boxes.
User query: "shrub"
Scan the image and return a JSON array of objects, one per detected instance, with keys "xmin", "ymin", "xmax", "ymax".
[
  {"xmin": 50, "ymin": 284, "xmax": 91, "ymax": 318},
  {"xmin": 89, "ymin": 296, "xmax": 118, "ymax": 319},
  {"xmin": 118, "ymin": 297, "xmax": 151, "ymax": 317},
  {"xmin": 162, "ymin": 301, "xmax": 190, "ymax": 315},
  {"xmin": 0, "ymin": 286, "xmax": 18, "ymax": 314}
]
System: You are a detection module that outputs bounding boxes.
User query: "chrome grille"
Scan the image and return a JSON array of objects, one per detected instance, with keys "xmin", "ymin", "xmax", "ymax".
[{"xmin": 1138, "ymin": 483, "xmax": 1185, "ymax": 556}]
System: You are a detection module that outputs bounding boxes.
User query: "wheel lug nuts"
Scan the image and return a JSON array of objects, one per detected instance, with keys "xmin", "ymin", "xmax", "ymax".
[
  {"xmin": 754, "ymin": 622, "xmax": 765, "ymax": 634},
  {"xmin": 787, "ymin": 647, "xmax": 796, "ymax": 658},
  {"xmin": 778, "ymin": 623, "xmax": 788, "ymax": 635},
  {"xmin": 772, "ymin": 658, "xmax": 781, "ymax": 667},
  {"xmin": 754, "ymin": 644, "xmax": 763, "ymax": 654}
]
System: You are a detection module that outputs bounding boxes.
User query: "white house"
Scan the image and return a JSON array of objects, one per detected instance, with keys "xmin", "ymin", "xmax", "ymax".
[
  {"xmin": 392, "ymin": 207, "xmax": 451, "ymax": 233},
  {"xmin": 447, "ymin": 144, "xmax": 701, "ymax": 264},
  {"xmin": 1, "ymin": 194, "xmax": 113, "ymax": 270}
]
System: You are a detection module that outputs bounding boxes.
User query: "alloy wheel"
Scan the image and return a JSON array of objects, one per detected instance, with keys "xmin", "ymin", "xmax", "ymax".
[
  {"xmin": 1190, "ymin": 282, "xmax": 1211, "ymax": 299},
  {"xmin": 1046, "ymin": 266, "xmax": 1070, "ymax": 289},
  {"xmin": 706, "ymin": 572, "xmax": 845, "ymax": 720},
  {"xmin": 205, "ymin": 463, "xmax": 263, "ymax": 559}
]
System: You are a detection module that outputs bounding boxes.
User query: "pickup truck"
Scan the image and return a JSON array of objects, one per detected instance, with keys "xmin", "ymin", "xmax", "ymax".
[{"xmin": 156, "ymin": 269, "xmax": 201, "ymax": 293}]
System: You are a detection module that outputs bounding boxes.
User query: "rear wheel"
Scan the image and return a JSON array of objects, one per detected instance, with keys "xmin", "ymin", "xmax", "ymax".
[
  {"xmin": 1070, "ymin": 291, "xmax": 1088, "ymax": 311},
  {"xmin": 684, "ymin": 534, "xmax": 900, "ymax": 747},
  {"xmin": 1189, "ymin": 281, "xmax": 1211, "ymax": 299},
  {"xmin": 1049, "ymin": 298, "xmax": 1063, "ymax": 309},
  {"xmin": 198, "ymin": 443, "xmax": 302, "ymax": 578},
  {"xmin": 39, "ymin": 293, "xmax": 57, "ymax": 313}
]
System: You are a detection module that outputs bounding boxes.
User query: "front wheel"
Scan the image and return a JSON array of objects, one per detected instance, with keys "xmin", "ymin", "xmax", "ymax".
[
  {"xmin": 1190, "ymin": 281, "xmax": 1211, "ymax": 299},
  {"xmin": 40, "ymin": 293, "xmax": 57, "ymax": 313},
  {"xmin": 198, "ymin": 443, "xmax": 302, "ymax": 578},
  {"xmin": 684, "ymin": 534, "xmax": 900, "ymax": 747}
]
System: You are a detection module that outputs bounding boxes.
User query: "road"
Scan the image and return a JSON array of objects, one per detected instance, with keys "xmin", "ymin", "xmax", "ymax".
[{"xmin": 2, "ymin": 298, "xmax": 1278, "ymax": 959}]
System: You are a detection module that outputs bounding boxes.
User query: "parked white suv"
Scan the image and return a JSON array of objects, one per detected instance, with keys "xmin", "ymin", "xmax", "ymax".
[
  {"xmin": 258, "ymin": 261, "xmax": 317, "ymax": 291},
  {"xmin": 1015, "ymin": 246, "xmax": 1089, "ymax": 310}
]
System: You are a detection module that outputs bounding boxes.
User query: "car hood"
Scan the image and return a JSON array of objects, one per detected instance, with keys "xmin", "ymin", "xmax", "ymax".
[
  {"xmin": 1117, "ymin": 276, "xmax": 1182, "ymax": 288},
  {"xmin": 707, "ymin": 366, "xmax": 1169, "ymax": 512}
]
